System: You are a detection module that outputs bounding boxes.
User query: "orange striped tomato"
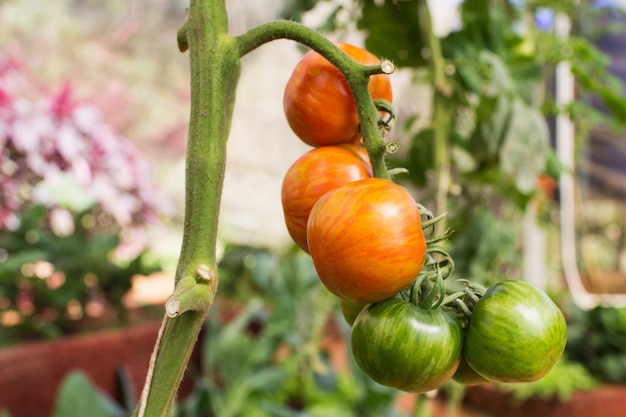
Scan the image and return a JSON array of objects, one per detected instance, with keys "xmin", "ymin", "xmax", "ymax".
[
  {"xmin": 281, "ymin": 145, "xmax": 371, "ymax": 252},
  {"xmin": 307, "ymin": 178, "xmax": 426, "ymax": 303},
  {"xmin": 283, "ymin": 43, "xmax": 392, "ymax": 147}
]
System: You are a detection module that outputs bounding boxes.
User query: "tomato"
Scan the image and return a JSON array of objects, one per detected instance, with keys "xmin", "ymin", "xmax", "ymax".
[
  {"xmin": 339, "ymin": 136, "xmax": 371, "ymax": 167},
  {"xmin": 307, "ymin": 178, "xmax": 426, "ymax": 303},
  {"xmin": 281, "ymin": 145, "xmax": 372, "ymax": 252},
  {"xmin": 452, "ymin": 355, "xmax": 491, "ymax": 386},
  {"xmin": 283, "ymin": 43, "xmax": 393, "ymax": 147},
  {"xmin": 464, "ymin": 280, "xmax": 567, "ymax": 383},
  {"xmin": 340, "ymin": 299, "xmax": 368, "ymax": 326},
  {"xmin": 351, "ymin": 297, "xmax": 462, "ymax": 393}
]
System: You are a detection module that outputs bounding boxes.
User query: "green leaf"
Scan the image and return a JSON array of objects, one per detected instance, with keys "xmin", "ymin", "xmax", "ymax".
[
  {"xmin": 280, "ymin": 0, "xmax": 326, "ymax": 21},
  {"xmin": 0, "ymin": 409, "xmax": 12, "ymax": 417},
  {"xmin": 474, "ymin": 94, "xmax": 513, "ymax": 158},
  {"xmin": 52, "ymin": 371, "xmax": 125, "ymax": 417},
  {"xmin": 477, "ymin": 50, "xmax": 515, "ymax": 97},
  {"xmin": 173, "ymin": 380, "xmax": 212, "ymax": 417},
  {"xmin": 499, "ymin": 98, "xmax": 550, "ymax": 194},
  {"xmin": 403, "ymin": 128, "xmax": 435, "ymax": 187},
  {"xmin": 245, "ymin": 367, "xmax": 289, "ymax": 393},
  {"xmin": 357, "ymin": 0, "xmax": 425, "ymax": 68}
]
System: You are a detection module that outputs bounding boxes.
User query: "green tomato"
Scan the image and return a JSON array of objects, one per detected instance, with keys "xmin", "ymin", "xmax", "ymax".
[
  {"xmin": 351, "ymin": 297, "xmax": 462, "ymax": 393},
  {"xmin": 465, "ymin": 280, "xmax": 567, "ymax": 383},
  {"xmin": 340, "ymin": 299, "xmax": 368, "ymax": 326},
  {"xmin": 452, "ymin": 354, "xmax": 491, "ymax": 386}
]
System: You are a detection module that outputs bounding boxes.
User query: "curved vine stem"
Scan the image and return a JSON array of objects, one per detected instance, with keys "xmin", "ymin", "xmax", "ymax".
[{"xmin": 234, "ymin": 20, "xmax": 395, "ymax": 180}]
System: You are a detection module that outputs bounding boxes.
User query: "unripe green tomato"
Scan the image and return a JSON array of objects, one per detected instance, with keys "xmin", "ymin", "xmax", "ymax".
[
  {"xmin": 351, "ymin": 297, "xmax": 462, "ymax": 393},
  {"xmin": 464, "ymin": 280, "xmax": 567, "ymax": 383},
  {"xmin": 340, "ymin": 299, "xmax": 368, "ymax": 326}
]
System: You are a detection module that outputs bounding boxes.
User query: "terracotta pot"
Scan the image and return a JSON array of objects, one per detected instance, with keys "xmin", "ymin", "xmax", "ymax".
[
  {"xmin": 464, "ymin": 383, "xmax": 626, "ymax": 417},
  {"xmin": 0, "ymin": 321, "xmax": 198, "ymax": 417}
]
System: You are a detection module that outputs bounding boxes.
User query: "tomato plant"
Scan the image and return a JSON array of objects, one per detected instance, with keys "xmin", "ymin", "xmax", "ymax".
[
  {"xmin": 306, "ymin": 178, "xmax": 426, "ymax": 303},
  {"xmin": 283, "ymin": 42, "xmax": 393, "ymax": 147},
  {"xmin": 351, "ymin": 297, "xmax": 462, "ymax": 393},
  {"xmin": 464, "ymin": 280, "xmax": 567, "ymax": 383},
  {"xmin": 281, "ymin": 145, "xmax": 372, "ymax": 252}
]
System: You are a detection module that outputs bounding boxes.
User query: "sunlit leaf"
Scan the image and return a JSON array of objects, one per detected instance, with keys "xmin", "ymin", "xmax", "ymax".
[
  {"xmin": 499, "ymin": 98, "xmax": 550, "ymax": 194},
  {"xmin": 357, "ymin": 0, "xmax": 425, "ymax": 68}
]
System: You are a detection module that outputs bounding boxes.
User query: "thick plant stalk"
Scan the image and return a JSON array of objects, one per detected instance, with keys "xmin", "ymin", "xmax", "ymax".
[
  {"xmin": 132, "ymin": 3, "xmax": 395, "ymax": 415},
  {"xmin": 132, "ymin": 0, "xmax": 239, "ymax": 415}
]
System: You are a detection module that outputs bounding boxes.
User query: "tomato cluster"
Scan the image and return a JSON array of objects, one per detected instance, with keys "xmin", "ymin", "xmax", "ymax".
[
  {"xmin": 281, "ymin": 43, "xmax": 567, "ymax": 394},
  {"xmin": 351, "ymin": 279, "xmax": 567, "ymax": 393}
]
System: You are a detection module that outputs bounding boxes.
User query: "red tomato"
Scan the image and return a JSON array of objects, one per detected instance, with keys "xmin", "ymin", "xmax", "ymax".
[
  {"xmin": 281, "ymin": 145, "xmax": 372, "ymax": 252},
  {"xmin": 283, "ymin": 43, "xmax": 393, "ymax": 147},
  {"xmin": 307, "ymin": 178, "xmax": 426, "ymax": 303}
]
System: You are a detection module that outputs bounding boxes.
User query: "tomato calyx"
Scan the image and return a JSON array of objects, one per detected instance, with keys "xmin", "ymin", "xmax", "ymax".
[
  {"xmin": 444, "ymin": 283, "xmax": 485, "ymax": 328},
  {"xmin": 399, "ymin": 246, "xmax": 455, "ymax": 311},
  {"xmin": 418, "ymin": 205, "xmax": 454, "ymax": 245}
]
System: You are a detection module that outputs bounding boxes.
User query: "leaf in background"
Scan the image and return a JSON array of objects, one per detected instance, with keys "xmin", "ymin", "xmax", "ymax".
[
  {"xmin": 0, "ymin": 410, "xmax": 12, "ymax": 417},
  {"xmin": 499, "ymin": 97, "xmax": 550, "ymax": 194},
  {"xmin": 477, "ymin": 50, "xmax": 515, "ymax": 97},
  {"xmin": 499, "ymin": 357, "xmax": 598, "ymax": 404},
  {"xmin": 472, "ymin": 94, "xmax": 513, "ymax": 159},
  {"xmin": 357, "ymin": 0, "xmax": 425, "ymax": 68},
  {"xmin": 404, "ymin": 127, "xmax": 434, "ymax": 187},
  {"xmin": 280, "ymin": 0, "xmax": 327, "ymax": 21},
  {"xmin": 52, "ymin": 371, "xmax": 125, "ymax": 417},
  {"xmin": 245, "ymin": 367, "xmax": 290, "ymax": 394},
  {"xmin": 172, "ymin": 379, "xmax": 213, "ymax": 417}
]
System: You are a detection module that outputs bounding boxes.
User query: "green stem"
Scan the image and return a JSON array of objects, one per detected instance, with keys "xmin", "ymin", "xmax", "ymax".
[
  {"xmin": 132, "ymin": 0, "xmax": 240, "ymax": 415},
  {"xmin": 235, "ymin": 20, "xmax": 393, "ymax": 179},
  {"xmin": 417, "ymin": 0, "xmax": 452, "ymax": 231}
]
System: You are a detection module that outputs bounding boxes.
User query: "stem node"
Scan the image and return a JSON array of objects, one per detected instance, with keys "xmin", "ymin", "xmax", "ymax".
[
  {"xmin": 385, "ymin": 141, "xmax": 399, "ymax": 155},
  {"xmin": 196, "ymin": 263, "xmax": 216, "ymax": 281},
  {"xmin": 381, "ymin": 59, "xmax": 395, "ymax": 74}
]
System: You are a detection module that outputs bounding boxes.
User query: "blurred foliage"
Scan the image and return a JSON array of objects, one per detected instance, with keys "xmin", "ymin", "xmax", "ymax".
[
  {"xmin": 52, "ymin": 371, "xmax": 126, "ymax": 417},
  {"xmin": 0, "ymin": 0, "xmax": 175, "ymax": 346},
  {"xmin": 0, "ymin": 205, "xmax": 160, "ymax": 346},
  {"xmin": 498, "ymin": 356, "xmax": 599, "ymax": 403},
  {"xmin": 0, "ymin": 0, "xmax": 191, "ymax": 231},
  {"xmin": 566, "ymin": 303, "xmax": 626, "ymax": 383}
]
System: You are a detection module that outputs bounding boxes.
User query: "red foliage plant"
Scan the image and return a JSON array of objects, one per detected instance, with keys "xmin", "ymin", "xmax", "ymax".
[{"xmin": 0, "ymin": 58, "xmax": 168, "ymax": 231}]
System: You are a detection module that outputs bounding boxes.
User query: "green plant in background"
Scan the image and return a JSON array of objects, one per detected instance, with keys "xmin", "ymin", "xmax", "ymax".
[
  {"xmin": 0, "ymin": 204, "xmax": 160, "ymax": 346},
  {"xmin": 567, "ymin": 304, "xmax": 626, "ymax": 383},
  {"xmin": 497, "ymin": 356, "xmax": 599, "ymax": 403}
]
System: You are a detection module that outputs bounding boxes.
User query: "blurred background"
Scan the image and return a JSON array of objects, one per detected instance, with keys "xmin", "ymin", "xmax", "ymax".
[{"xmin": 2, "ymin": 1, "xmax": 626, "ymax": 417}]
